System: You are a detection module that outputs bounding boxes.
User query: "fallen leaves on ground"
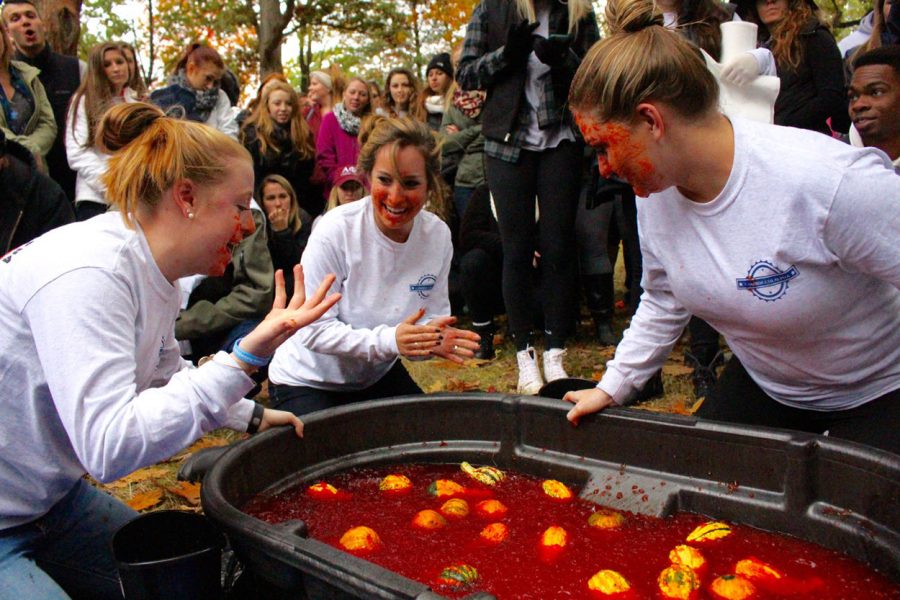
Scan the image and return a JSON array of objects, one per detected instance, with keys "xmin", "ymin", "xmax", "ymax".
[
  {"xmin": 102, "ymin": 466, "xmax": 171, "ymax": 489},
  {"xmin": 426, "ymin": 378, "xmax": 482, "ymax": 393},
  {"xmin": 126, "ymin": 488, "xmax": 164, "ymax": 511},
  {"xmin": 171, "ymin": 435, "xmax": 232, "ymax": 463},
  {"xmin": 167, "ymin": 481, "xmax": 202, "ymax": 505},
  {"xmin": 662, "ymin": 363, "xmax": 694, "ymax": 377}
]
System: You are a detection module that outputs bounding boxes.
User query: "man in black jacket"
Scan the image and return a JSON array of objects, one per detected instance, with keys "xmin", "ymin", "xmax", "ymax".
[
  {"xmin": 2, "ymin": 0, "xmax": 81, "ymax": 204},
  {"xmin": 0, "ymin": 131, "xmax": 73, "ymax": 256}
]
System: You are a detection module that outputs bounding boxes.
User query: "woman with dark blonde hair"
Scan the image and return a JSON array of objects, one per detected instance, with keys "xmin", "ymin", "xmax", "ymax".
[
  {"xmin": 380, "ymin": 67, "xmax": 422, "ymax": 120},
  {"xmin": 269, "ymin": 116, "xmax": 480, "ymax": 416},
  {"xmin": 561, "ymin": 0, "xmax": 900, "ymax": 455},
  {"xmin": 738, "ymin": 0, "xmax": 848, "ymax": 133},
  {"xmin": 258, "ymin": 173, "xmax": 313, "ymax": 298},
  {"xmin": 118, "ymin": 41, "xmax": 148, "ymax": 99},
  {"xmin": 457, "ymin": 0, "xmax": 600, "ymax": 394},
  {"xmin": 66, "ymin": 41, "xmax": 137, "ymax": 220},
  {"xmin": 241, "ymin": 79, "xmax": 320, "ymax": 214},
  {"xmin": 0, "ymin": 101, "xmax": 339, "ymax": 597}
]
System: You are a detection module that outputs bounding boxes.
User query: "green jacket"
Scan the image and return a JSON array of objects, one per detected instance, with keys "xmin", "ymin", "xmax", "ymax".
[
  {"xmin": 175, "ymin": 209, "xmax": 274, "ymax": 341},
  {"xmin": 0, "ymin": 60, "xmax": 57, "ymax": 158},
  {"xmin": 439, "ymin": 103, "xmax": 485, "ymax": 189}
]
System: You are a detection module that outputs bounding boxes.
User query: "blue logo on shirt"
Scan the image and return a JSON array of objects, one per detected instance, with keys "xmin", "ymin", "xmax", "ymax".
[
  {"xmin": 409, "ymin": 274, "xmax": 437, "ymax": 299},
  {"xmin": 736, "ymin": 260, "xmax": 799, "ymax": 302}
]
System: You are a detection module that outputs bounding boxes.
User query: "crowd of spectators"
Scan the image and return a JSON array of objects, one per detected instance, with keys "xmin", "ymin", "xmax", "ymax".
[{"xmin": 1, "ymin": 0, "xmax": 898, "ymax": 396}]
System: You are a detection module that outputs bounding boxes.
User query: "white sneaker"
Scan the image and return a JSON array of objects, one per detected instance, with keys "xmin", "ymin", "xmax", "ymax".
[
  {"xmin": 542, "ymin": 348, "xmax": 569, "ymax": 383},
  {"xmin": 516, "ymin": 346, "xmax": 544, "ymax": 394}
]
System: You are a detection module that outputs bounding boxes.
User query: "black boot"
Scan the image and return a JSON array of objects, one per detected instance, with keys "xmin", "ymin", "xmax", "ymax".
[
  {"xmin": 584, "ymin": 273, "xmax": 618, "ymax": 346},
  {"xmin": 473, "ymin": 322, "xmax": 496, "ymax": 360},
  {"xmin": 684, "ymin": 350, "xmax": 725, "ymax": 399},
  {"xmin": 632, "ymin": 369, "xmax": 665, "ymax": 403}
]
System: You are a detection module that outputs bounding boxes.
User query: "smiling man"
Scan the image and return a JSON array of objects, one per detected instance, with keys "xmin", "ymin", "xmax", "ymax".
[
  {"xmin": 849, "ymin": 46, "xmax": 900, "ymax": 168},
  {"xmin": 1, "ymin": 0, "xmax": 81, "ymax": 202}
]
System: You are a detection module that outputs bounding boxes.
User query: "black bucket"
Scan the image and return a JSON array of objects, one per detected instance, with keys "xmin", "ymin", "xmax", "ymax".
[{"xmin": 112, "ymin": 510, "xmax": 225, "ymax": 600}]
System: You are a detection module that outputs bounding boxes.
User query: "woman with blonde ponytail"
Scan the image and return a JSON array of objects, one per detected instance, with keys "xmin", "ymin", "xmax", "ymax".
[
  {"xmin": 562, "ymin": 0, "xmax": 900, "ymax": 455},
  {"xmin": 457, "ymin": 0, "xmax": 600, "ymax": 394},
  {"xmin": 0, "ymin": 102, "xmax": 340, "ymax": 598}
]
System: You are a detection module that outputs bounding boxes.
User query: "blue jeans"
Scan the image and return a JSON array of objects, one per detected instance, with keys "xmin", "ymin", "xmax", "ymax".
[{"xmin": 0, "ymin": 479, "xmax": 138, "ymax": 600}]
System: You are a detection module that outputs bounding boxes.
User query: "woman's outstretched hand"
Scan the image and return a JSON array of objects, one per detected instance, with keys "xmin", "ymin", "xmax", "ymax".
[
  {"xmin": 427, "ymin": 316, "xmax": 481, "ymax": 364},
  {"xmin": 237, "ymin": 265, "xmax": 341, "ymax": 359},
  {"xmin": 563, "ymin": 387, "xmax": 615, "ymax": 425}
]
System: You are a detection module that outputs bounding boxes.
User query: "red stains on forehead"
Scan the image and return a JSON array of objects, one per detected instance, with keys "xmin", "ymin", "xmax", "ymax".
[{"xmin": 574, "ymin": 111, "xmax": 660, "ymax": 198}]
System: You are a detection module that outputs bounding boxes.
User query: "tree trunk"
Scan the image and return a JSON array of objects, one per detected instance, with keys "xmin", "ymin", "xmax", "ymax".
[
  {"xmin": 33, "ymin": 0, "xmax": 82, "ymax": 56},
  {"xmin": 258, "ymin": 0, "xmax": 295, "ymax": 77},
  {"xmin": 146, "ymin": 0, "xmax": 156, "ymax": 86}
]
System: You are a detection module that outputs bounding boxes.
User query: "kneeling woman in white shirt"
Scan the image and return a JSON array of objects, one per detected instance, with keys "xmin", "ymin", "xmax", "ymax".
[
  {"xmin": 0, "ymin": 102, "xmax": 339, "ymax": 599},
  {"xmin": 562, "ymin": 0, "xmax": 900, "ymax": 454},
  {"xmin": 268, "ymin": 116, "xmax": 480, "ymax": 416}
]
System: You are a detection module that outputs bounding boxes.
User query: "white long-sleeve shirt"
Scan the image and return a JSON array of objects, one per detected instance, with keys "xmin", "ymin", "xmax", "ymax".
[
  {"xmin": 206, "ymin": 89, "xmax": 239, "ymax": 140},
  {"xmin": 0, "ymin": 213, "xmax": 256, "ymax": 530},
  {"xmin": 65, "ymin": 88, "xmax": 138, "ymax": 206},
  {"xmin": 269, "ymin": 198, "xmax": 452, "ymax": 391},
  {"xmin": 599, "ymin": 118, "xmax": 900, "ymax": 410}
]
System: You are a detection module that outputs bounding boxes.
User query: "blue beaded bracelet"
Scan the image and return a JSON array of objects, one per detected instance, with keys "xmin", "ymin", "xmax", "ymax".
[{"xmin": 233, "ymin": 337, "xmax": 271, "ymax": 368}]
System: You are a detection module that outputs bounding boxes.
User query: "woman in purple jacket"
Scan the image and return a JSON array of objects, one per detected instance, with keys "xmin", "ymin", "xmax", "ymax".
[{"xmin": 315, "ymin": 77, "xmax": 372, "ymax": 196}]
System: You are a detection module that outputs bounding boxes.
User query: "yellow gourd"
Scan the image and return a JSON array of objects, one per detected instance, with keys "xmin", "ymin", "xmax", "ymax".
[
  {"xmin": 542, "ymin": 479, "xmax": 573, "ymax": 500},
  {"xmin": 588, "ymin": 509, "xmax": 626, "ymax": 529},
  {"xmin": 686, "ymin": 521, "xmax": 733, "ymax": 543},
  {"xmin": 379, "ymin": 474, "xmax": 412, "ymax": 492},
  {"xmin": 588, "ymin": 569, "xmax": 632, "ymax": 594},
  {"xmin": 339, "ymin": 526, "xmax": 381, "ymax": 552},
  {"xmin": 709, "ymin": 574, "xmax": 757, "ymax": 600},
  {"xmin": 440, "ymin": 498, "xmax": 470, "ymax": 518},
  {"xmin": 658, "ymin": 564, "xmax": 701, "ymax": 599}
]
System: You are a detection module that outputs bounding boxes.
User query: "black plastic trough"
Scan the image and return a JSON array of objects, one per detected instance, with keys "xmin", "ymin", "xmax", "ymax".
[{"xmin": 201, "ymin": 393, "xmax": 899, "ymax": 598}]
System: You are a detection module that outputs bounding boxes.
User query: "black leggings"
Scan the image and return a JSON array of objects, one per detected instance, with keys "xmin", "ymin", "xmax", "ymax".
[
  {"xmin": 485, "ymin": 141, "xmax": 581, "ymax": 348},
  {"xmin": 697, "ymin": 356, "xmax": 900, "ymax": 455},
  {"xmin": 460, "ymin": 248, "xmax": 505, "ymax": 323},
  {"xmin": 268, "ymin": 360, "xmax": 422, "ymax": 417}
]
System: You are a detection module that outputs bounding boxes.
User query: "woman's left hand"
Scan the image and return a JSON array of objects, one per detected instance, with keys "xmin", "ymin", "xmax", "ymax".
[
  {"xmin": 258, "ymin": 408, "xmax": 304, "ymax": 438},
  {"xmin": 427, "ymin": 316, "xmax": 481, "ymax": 364},
  {"xmin": 237, "ymin": 265, "xmax": 341, "ymax": 359}
]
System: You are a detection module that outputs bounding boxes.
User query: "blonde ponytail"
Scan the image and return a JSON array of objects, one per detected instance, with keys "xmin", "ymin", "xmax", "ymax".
[
  {"xmin": 570, "ymin": 0, "xmax": 718, "ymax": 123},
  {"xmin": 99, "ymin": 102, "xmax": 250, "ymax": 226}
]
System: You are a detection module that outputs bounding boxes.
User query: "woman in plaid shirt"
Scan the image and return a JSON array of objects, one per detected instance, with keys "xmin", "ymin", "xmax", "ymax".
[{"xmin": 457, "ymin": 0, "xmax": 600, "ymax": 394}]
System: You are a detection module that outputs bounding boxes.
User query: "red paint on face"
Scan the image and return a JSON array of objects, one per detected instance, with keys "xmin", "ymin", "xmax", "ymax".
[
  {"xmin": 370, "ymin": 145, "xmax": 428, "ymax": 243},
  {"xmin": 575, "ymin": 112, "xmax": 662, "ymax": 198},
  {"xmin": 208, "ymin": 211, "xmax": 253, "ymax": 277}
]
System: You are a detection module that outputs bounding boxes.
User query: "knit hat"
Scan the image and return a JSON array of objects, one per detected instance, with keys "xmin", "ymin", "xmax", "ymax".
[
  {"xmin": 334, "ymin": 165, "xmax": 365, "ymax": 189},
  {"xmin": 309, "ymin": 70, "xmax": 333, "ymax": 91},
  {"xmin": 426, "ymin": 53, "xmax": 454, "ymax": 80}
]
